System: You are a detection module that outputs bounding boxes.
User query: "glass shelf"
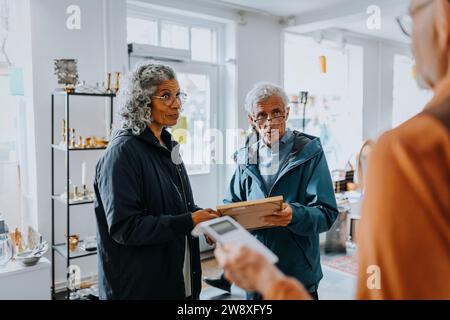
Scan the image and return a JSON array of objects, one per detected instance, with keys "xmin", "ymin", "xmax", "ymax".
[
  {"xmin": 52, "ymin": 91, "xmax": 116, "ymax": 97},
  {"xmin": 53, "ymin": 241, "xmax": 97, "ymax": 260},
  {"xmin": 52, "ymin": 144, "xmax": 107, "ymax": 152},
  {"xmin": 52, "ymin": 195, "xmax": 94, "ymax": 206}
]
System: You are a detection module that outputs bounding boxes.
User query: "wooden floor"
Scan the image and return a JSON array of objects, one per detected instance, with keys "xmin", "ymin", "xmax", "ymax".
[{"xmin": 201, "ymin": 254, "xmax": 222, "ymax": 290}]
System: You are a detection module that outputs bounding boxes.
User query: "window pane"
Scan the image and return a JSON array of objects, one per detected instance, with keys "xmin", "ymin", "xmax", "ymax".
[
  {"xmin": 0, "ymin": 76, "xmax": 20, "ymax": 229},
  {"xmin": 392, "ymin": 55, "xmax": 432, "ymax": 127},
  {"xmin": 161, "ymin": 21, "xmax": 189, "ymax": 50},
  {"xmin": 284, "ymin": 33, "xmax": 363, "ymax": 171},
  {"xmin": 0, "ymin": 77, "xmax": 17, "ymax": 162},
  {"xmin": 191, "ymin": 27, "xmax": 216, "ymax": 62},
  {"xmin": 127, "ymin": 17, "xmax": 157, "ymax": 45},
  {"xmin": 173, "ymin": 73, "xmax": 210, "ymax": 175}
]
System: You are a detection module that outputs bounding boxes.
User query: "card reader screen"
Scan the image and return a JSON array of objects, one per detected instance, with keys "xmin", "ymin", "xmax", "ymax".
[{"xmin": 210, "ymin": 220, "xmax": 237, "ymax": 235}]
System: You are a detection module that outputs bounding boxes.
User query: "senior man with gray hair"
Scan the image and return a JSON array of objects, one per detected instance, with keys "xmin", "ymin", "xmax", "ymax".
[{"xmin": 206, "ymin": 82, "xmax": 338, "ymax": 300}]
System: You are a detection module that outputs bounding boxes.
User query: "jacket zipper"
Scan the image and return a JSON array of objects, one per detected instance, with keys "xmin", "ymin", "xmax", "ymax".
[
  {"xmin": 268, "ymin": 152, "xmax": 319, "ymax": 196},
  {"xmin": 175, "ymin": 163, "xmax": 195, "ymax": 299}
]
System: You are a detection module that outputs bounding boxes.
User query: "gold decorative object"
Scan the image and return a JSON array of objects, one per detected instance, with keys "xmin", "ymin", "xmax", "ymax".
[
  {"xmin": 113, "ymin": 72, "xmax": 120, "ymax": 93},
  {"xmin": 69, "ymin": 235, "xmax": 79, "ymax": 252},
  {"xmin": 14, "ymin": 228, "xmax": 23, "ymax": 253},
  {"xmin": 69, "ymin": 128, "xmax": 76, "ymax": 148},
  {"xmin": 54, "ymin": 59, "xmax": 79, "ymax": 93},
  {"xmin": 61, "ymin": 119, "xmax": 66, "ymax": 144},
  {"xmin": 27, "ymin": 227, "xmax": 42, "ymax": 250},
  {"xmin": 77, "ymin": 135, "xmax": 83, "ymax": 148},
  {"xmin": 319, "ymin": 55, "xmax": 327, "ymax": 74},
  {"xmin": 9, "ymin": 232, "xmax": 17, "ymax": 260},
  {"xmin": 106, "ymin": 72, "xmax": 112, "ymax": 93},
  {"xmin": 64, "ymin": 85, "xmax": 75, "ymax": 94},
  {"xmin": 93, "ymin": 136, "xmax": 108, "ymax": 148},
  {"xmin": 85, "ymin": 137, "xmax": 91, "ymax": 148}
]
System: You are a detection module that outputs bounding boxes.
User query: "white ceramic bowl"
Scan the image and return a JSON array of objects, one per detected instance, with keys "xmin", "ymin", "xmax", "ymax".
[{"xmin": 16, "ymin": 252, "xmax": 41, "ymax": 267}]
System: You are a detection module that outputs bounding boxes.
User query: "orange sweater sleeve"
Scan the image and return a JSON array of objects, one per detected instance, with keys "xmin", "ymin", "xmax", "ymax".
[{"xmin": 356, "ymin": 114, "xmax": 450, "ymax": 299}]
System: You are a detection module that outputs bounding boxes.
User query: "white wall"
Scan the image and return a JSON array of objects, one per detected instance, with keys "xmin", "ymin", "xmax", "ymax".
[
  {"xmin": 313, "ymin": 30, "xmax": 412, "ymax": 140},
  {"xmin": 29, "ymin": 0, "xmax": 127, "ymax": 287},
  {"xmin": 360, "ymin": 37, "xmax": 411, "ymax": 139},
  {"xmin": 235, "ymin": 12, "xmax": 283, "ymax": 129},
  {"xmin": 0, "ymin": 0, "xmax": 37, "ymax": 233}
]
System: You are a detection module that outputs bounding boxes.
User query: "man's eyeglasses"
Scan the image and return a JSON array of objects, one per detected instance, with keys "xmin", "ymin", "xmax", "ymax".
[
  {"xmin": 252, "ymin": 110, "xmax": 286, "ymax": 127},
  {"xmin": 152, "ymin": 92, "xmax": 188, "ymax": 107},
  {"xmin": 396, "ymin": 0, "xmax": 435, "ymax": 38}
]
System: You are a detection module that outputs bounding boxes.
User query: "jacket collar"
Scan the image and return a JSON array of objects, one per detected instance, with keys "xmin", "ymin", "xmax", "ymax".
[
  {"xmin": 135, "ymin": 126, "xmax": 176, "ymax": 151},
  {"xmin": 234, "ymin": 130, "xmax": 323, "ymax": 194},
  {"xmin": 111, "ymin": 126, "xmax": 179, "ymax": 156},
  {"xmin": 235, "ymin": 130, "xmax": 321, "ymax": 167}
]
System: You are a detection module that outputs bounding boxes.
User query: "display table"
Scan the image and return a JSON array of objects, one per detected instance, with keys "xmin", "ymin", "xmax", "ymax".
[{"xmin": 0, "ymin": 257, "xmax": 51, "ymax": 299}]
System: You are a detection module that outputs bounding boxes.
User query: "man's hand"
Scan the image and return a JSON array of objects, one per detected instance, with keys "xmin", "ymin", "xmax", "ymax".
[
  {"xmin": 262, "ymin": 202, "xmax": 292, "ymax": 227},
  {"xmin": 214, "ymin": 243, "xmax": 283, "ymax": 293},
  {"xmin": 192, "ymin": 209, "xmax": 219, "ymax": 226}
]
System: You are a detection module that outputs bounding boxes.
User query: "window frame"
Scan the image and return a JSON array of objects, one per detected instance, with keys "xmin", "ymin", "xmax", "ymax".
[{"xmin": 127, "ymin": 3, "xmax": 223, "ymax": 65}]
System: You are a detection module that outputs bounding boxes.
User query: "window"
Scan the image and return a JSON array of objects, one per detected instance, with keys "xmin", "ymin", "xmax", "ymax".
[
  {"xmin": 126, "ymin": 10, "xmax": 218, "ymax": 63},
  {"xmin": 175, "ymin": 72, "xmax": 211, "ymax": 174},
  {"xmin": 127, "ymin": 9, "xmax": 222, "ymax": 175},
  {"xmin": 191, "ymin": 27, "xmax": 217, "ymax": 63},
  {"xmin": 161, "ymin": 21, "xmax": 189, "ymax": 50},
  {"xmin": 0, "ymin": 77, "xmax": 17, "ymax": 162},
  {"xmin": 126, "ymin": 17, "xmax": 158, "ymax": 46},
  {"xmin": 284, "ymin": 33, "xmax": 364, "ymax": 171},
  {"xmin": 0, "ymin": 75, "xmax": 20, "ymax": 229},
  {"xmin": 392, "ymin": 54, "xmax": 432, "ymax": 127}
]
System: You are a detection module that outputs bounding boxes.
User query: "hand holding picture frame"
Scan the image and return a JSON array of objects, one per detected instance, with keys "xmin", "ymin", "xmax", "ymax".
[{"xmin": 216, "ymin": 196, "xmax": 283, "ymax": 230}]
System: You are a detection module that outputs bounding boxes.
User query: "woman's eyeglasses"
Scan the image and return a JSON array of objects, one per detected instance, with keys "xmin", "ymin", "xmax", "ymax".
[{"xmin": 152, "ymin": 92, "xmax": 188, "ymax": 107}]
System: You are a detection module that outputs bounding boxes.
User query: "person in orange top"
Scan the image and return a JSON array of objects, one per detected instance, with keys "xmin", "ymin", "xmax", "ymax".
[{"xmin": 214, "ymin": 0, "xmax": 450, "ymax": 300}]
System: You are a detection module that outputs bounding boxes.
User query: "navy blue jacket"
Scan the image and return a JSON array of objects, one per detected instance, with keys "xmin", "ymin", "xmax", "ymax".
[{"xmin": 94, "ymin": 127, "xmax": 201, "ymax": 299}]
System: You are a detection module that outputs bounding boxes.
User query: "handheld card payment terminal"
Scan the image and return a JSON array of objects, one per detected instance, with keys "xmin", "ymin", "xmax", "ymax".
[{"xmin": 192, "ymin": 216, "xmax": 278, "ymax": 264}]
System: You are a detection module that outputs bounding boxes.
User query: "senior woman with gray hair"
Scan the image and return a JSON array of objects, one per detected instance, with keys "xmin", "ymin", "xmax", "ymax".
[
  {"xmin": 216, "ymin": 82, "xmax": 338, "ymax": 300},
  {"xmin": 94, "ymin": 62, "xmax": 218, "ymax": 299}
]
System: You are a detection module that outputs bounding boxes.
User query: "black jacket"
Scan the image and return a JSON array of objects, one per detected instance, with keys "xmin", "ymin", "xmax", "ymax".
[{"xmin": 94, "ymin": 127, "xmax": 202, "ymax": 299}]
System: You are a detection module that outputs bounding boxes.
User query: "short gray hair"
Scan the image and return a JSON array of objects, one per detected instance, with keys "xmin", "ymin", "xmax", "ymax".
[
  {"xmin": 119, "ymin": 62, "xmax": 176, "ymax": 135},
  {"xmin": 244, "ymin": 82, "xmax": 289, "ymax": 115}
]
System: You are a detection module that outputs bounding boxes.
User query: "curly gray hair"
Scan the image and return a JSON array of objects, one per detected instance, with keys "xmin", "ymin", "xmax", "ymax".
[
  {"xmin": 244, "ymin": 82, "xmax": 289, "ymax": 115},
  {"xmin": 119, "ymin": 62, "xmax": 177, "ymax": 135}
]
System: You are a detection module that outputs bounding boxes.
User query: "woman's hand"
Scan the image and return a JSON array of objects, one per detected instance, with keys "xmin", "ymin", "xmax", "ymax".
[
  {"xmin": 214, "ymin": 243, "xmax": 283, "ymax": 293},
  {"xmin": 192, "ymin": 209, "xmax": 219, "ymax": 226},
  {"xmin": 262, "ymin": 202, "xmax": 293, "ymax": 227}
]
